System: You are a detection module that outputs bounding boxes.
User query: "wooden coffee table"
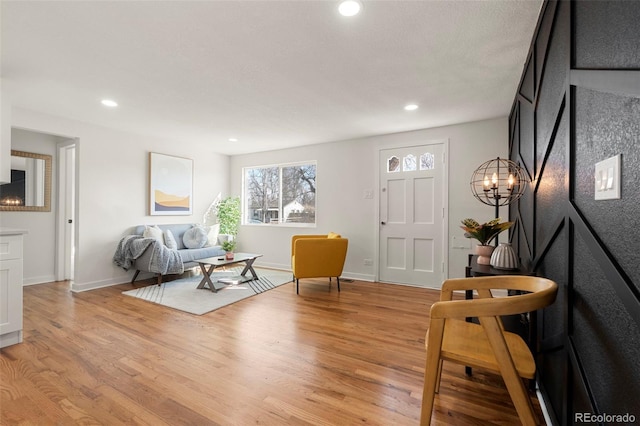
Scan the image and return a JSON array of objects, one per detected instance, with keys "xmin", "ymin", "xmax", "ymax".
[{"xmin": 196, "ymin": 253, "xmax": 263, "ymax": 292}]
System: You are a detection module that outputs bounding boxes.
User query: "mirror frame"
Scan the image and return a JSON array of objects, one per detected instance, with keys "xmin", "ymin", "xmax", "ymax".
[{"xmin": 0, "ymin": 150, "xmax": 52, "ymax": 212}]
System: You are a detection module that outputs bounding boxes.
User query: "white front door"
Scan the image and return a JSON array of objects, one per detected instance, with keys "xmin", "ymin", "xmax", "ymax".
[{"xmin": 379, "ymin": 143, "xmax": 447, "ymax": 288}]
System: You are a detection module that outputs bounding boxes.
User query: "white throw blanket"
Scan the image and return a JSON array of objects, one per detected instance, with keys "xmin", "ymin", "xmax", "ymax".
[{"xmin": 113, "ymin": 235, "xmax": 184, "ymax": 275}]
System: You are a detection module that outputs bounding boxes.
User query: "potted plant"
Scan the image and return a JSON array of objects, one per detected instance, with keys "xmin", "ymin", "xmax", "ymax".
[
  {"xmin": 216, "ymin": 196, "xmax": 241, "ymax": 244},
  {"xmin": 221, "ymin": 240, "xmax": 236, "ymax": 260},
  {"xmin": 460, "ymin": 218, "xmax": 513, "ymax": 265}
]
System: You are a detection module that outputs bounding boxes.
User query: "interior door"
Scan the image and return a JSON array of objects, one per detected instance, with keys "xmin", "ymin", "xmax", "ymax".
[
  {"xmin": 56, "ymin": 141, "xmax": 76, "ymax": 281},
  {"xmin": 379, "ymin": 143, "xmax": 447, "ymax": 288}
]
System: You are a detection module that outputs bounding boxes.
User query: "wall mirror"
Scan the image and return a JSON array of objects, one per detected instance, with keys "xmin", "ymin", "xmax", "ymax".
[{"xmin": 0, "ymin": 150, "xmax": 52, "ymax": 212}]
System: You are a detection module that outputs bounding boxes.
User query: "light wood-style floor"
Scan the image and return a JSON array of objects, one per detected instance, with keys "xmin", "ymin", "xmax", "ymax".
[{"xmin": 1, "ymin": 276, "xmax": 542, "ymax": 425}]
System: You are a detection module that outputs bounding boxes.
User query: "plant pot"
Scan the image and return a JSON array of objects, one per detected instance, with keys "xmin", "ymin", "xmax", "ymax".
[
  {"xmin": 490, "ymin": 243, "xmax": 519, "ymax": 270},
  {"xmin": 474, "ymin": 244, "xmax": 495, "ymax": 265},
  {"xmin": 225, "ymin": 251, "xmax": 234, "ymax": 260}
]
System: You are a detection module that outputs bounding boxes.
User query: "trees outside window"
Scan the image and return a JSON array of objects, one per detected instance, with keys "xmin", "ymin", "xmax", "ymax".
[{"xmin": 243, "ymin": 162, "xmax": 316, "ymax": 225}]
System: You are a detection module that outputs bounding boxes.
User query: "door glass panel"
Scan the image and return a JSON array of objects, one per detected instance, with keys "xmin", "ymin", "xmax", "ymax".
[
  {"xmin": 403, "ymin": 154, "xmax": 417, "ymax": 171},
  {"xmin": 420, "ymin": 152, "xmax": 435, "ymax": 170},
  {"xmin": 387, "ymin": 156, "xmax": 400, "ymax": 173}
]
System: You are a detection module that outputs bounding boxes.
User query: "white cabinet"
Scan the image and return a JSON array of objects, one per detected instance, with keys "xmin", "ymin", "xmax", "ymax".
[{"xmin": 0, "ymin": 230, "xmax": 26, "ymax": 348}]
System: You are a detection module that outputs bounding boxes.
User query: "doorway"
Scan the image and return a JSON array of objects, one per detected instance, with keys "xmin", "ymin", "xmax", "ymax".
[
  {"xmin": 56, "ymin": 141, "xmax": 76, "ymax": 281},
  {"xmin": 378, "ymin": 142, "xmax": 448, "ymax": 288}
]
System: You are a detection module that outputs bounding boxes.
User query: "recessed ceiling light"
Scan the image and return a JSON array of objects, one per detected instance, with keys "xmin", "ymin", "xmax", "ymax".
[
  {"xmin": 101, "ymin": 99, "xmax": 118, "ymax": 107},
  {"xmin": 338, "ymin": 0, "xmax": 362, "ymax": 17},
  {"xmin": 228, "ymin": 138, "xmax": 238, "ymax": 142},
  {"xmin": 404, "ymin": 104, "xmax": 419, "ymax": 111}
]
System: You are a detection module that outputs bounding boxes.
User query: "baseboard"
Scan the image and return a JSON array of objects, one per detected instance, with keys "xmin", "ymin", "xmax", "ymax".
[
  {"xmin": 23, "ymin": 275, "xmax": 57, "ymax": 286},
  {"xmin": 341, "ymin": 272, "xmax": 375, "ymax": 282},
  {"xmin": 71, "ymin": 265, "xmax": 375, "ymax": 292},
  {"xmin": 0, "ymin": 330, "xmax": 23, "ymax": 348},
  {"xmin": 536, "ymin": 383, "xmax": 553, "ymax": 425},
  {"xmin": 71, "ymin": 274, "xmax": 134, "ymax": 292}
]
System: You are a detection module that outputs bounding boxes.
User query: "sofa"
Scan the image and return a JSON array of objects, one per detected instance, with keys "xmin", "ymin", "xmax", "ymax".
[{"xmin": 128, "ymin": 224, "xmax": 225, "ymax": 284}]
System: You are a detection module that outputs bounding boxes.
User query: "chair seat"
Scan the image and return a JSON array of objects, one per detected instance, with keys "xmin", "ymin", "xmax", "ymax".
[{"xmin": 439, "ymin": 319, "xmax": 535, "ymax": 379}]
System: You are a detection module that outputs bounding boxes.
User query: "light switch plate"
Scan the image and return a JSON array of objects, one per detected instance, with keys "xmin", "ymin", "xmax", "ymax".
[{"xmin": 594, "ymin": 155, "xmax": 621, "ymax": 200}]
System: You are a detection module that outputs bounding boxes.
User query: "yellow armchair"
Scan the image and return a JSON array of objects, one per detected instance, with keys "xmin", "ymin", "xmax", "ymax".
[{"xmin": 291, "ymin": 233, "xmax": 348, "ymax": 294}]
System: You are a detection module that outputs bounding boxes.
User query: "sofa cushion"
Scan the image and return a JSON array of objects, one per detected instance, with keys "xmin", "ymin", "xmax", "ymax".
[
  {"xmin": 143, "ymin": 225, "xmax": 164, "ymax": 243},
  {"xmin": 327, "ymin": 232, "xmax": 341, "ymax": 239},
  {"xmin": 164, "ymin": 229, "xmax": 178, "ymax": 250},
  {"xmin": 183, "ymin": 226, "xmax": 208, "ymax": 249}
]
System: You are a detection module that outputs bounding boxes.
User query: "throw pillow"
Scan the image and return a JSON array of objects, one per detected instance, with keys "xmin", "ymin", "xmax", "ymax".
[
  {"xmin": 206, "ymin": 223, "xmax": 220, "ymax": 247},
  {"xmin": 183, "ymin": 225, "xmax": 208, "ymax": 249},
  {"xmin": 164, "ymin": 229, "xmax": 178, "ymax": 250},
  {"xmin": 327, "ymin": 232, "xmax": 341, "ymax": 239},
  {"xmin": 143, "ymin": 225, "xmax": 164, "ymax": 244}
]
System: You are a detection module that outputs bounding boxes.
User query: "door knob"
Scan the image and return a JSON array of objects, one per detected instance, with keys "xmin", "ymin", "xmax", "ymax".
[{"xmin": 381, "ymin": 221, "xmax": 386, "ymax": 225}]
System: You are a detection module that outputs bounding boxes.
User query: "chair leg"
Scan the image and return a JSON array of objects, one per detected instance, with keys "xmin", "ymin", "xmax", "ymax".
[
  {"xmin": 296, "ymin": 278, "xmax": 299, "ymax": 295},
  {"xmin": 420, "ymin": 319, "xmax": 445, "ymax": 426},
  {"xmin": 336, "ymin": 277, "xmax": 341, "ymax": 292},
  {"xmin": 131, "ymin": 270, "xmax": 141, "ymax": 284},
  {"xmin": 156, "ymin": 274, "xmax": 162, "ymax": 286},
  {"xmin": 481, "ymin": 317, "xmax": 538, "ymax": 426}
]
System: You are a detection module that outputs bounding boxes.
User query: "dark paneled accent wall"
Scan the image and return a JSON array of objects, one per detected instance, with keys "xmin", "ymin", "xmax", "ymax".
[{"xmin": 508, "ymin": 1, "xmax": 640, "ymax": 424}]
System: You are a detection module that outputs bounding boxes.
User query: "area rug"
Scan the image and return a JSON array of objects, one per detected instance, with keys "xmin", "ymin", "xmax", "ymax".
[{"xmin": 122, "ymin": 267, "xmax": 292, "ymax": 315}]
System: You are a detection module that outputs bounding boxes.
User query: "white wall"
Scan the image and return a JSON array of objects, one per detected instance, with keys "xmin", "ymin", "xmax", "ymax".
[
  {"xmin": 8, "ymin": 107, "xmax": 506, "ymax": 291},
  {"xmin": 0, "ymin": 82, "xmax": 11, "ymax": 183},
  {"xmin": 230, "ymin": 117, "xmax": 508, "ymax": 282},
  {"xmin": 11, "ymin": 108, "xmax": 230, "ymax": 291},
  {"xmin": 0, "ymin": 128, "xmax": 63, "ymax": 284}
]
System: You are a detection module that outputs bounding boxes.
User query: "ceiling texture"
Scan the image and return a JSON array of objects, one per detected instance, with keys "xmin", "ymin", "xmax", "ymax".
[{"xmin": 1, "ymin": 1, "xmax": 542, "ymax": 155}]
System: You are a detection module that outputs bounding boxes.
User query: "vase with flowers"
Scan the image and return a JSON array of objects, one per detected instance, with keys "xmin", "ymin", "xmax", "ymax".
[{"xmin": 460, "ymin": 218, "xmax": 513, "ymax": 265}]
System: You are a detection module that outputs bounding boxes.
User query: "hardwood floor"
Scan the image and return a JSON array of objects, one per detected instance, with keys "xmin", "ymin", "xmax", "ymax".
[{"xmin": 1, "ymin": 276, "xmax": 543, "ymax": 425}]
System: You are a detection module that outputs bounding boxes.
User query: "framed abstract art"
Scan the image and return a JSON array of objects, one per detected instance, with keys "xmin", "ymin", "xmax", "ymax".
[{"xmin": 149, "ymin": 152, "xmax": 193, "ymax": 215}]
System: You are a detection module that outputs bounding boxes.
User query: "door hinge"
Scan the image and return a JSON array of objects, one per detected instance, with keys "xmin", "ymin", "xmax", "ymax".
[
  {"xmin": 442, "ymin": 262, "xmax": 445, "ymax": 273},
  {"xmin": 442, "ymin": 152, "xmax": 445, "ymax": 163},
  {"xmin": 442, "ymin": 207, "xmax": 445, "ymax": 218}
]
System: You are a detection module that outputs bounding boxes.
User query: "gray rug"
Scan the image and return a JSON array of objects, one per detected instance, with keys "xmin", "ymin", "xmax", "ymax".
[{"xmin": 122, "ymin": 267, "xmax": 292, "ymax": 315}]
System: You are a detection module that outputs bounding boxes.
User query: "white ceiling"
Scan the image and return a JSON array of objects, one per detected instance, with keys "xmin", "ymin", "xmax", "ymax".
[{"xmin": 1, "ymin": 0, "xmax": 542, "ymax": 155}]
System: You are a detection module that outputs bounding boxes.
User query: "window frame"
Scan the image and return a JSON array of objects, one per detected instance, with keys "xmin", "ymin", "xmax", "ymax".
[{"xmin": 242, "ymin": 160, "xmax": 317, "ymax": 228}]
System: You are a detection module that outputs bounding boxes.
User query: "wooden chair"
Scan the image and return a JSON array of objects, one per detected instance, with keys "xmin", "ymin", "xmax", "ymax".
[
  {"xmin": 420, "ymin": 275, "xmax": 558, "ymax": 426},
  {"xmin": 291, "ymin": 233, "xmax": 348, "ymax": 294}
]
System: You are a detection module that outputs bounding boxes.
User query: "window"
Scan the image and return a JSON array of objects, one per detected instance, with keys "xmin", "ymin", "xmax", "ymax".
[
  {"xmin": 386, "ymin": 151, "xmax": 436, "ymax": 173},
  {"xmin": 243, "ymin": 162, "xmax": 316, "ymax": 225}
]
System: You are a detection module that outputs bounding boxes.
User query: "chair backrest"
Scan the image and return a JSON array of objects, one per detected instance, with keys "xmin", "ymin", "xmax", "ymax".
[
  {"xmin": 430, "ymin": 275, "xmax": 558, "ymax": 320},
  {"xmin": 291, "ymin": 234, "xmax": 348, "ymax": 278}
]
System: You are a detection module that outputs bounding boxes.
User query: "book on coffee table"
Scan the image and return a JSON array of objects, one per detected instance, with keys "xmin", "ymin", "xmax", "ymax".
[{"xmin": 217, "ymin": 275, "xmax": 251, "ymax": 285}]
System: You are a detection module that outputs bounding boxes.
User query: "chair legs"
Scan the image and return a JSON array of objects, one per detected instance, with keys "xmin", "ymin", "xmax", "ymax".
[
  {"xmin": 295, "ymin": 277, "xmax": 341, "ymax": 295},
  {"xmin": 131, "ymin": 270, "xmax": 141, "ymax": 284},
  {"xmin": 481, "ymin": 317, "xmax": 538, "ymax": 426},
  {"xmin": 420, "ymin": 319, "xmax": 445, "ymax": 426}
]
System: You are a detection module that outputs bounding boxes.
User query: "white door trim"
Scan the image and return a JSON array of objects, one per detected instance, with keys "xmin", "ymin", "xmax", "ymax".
[
  {"xmin": 56, "ymin": 139, "xmax": 77, "ymax": 282},
  {"xmin": 375, "ymin": 139, "xmax": 449, "ymax": 286}
]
